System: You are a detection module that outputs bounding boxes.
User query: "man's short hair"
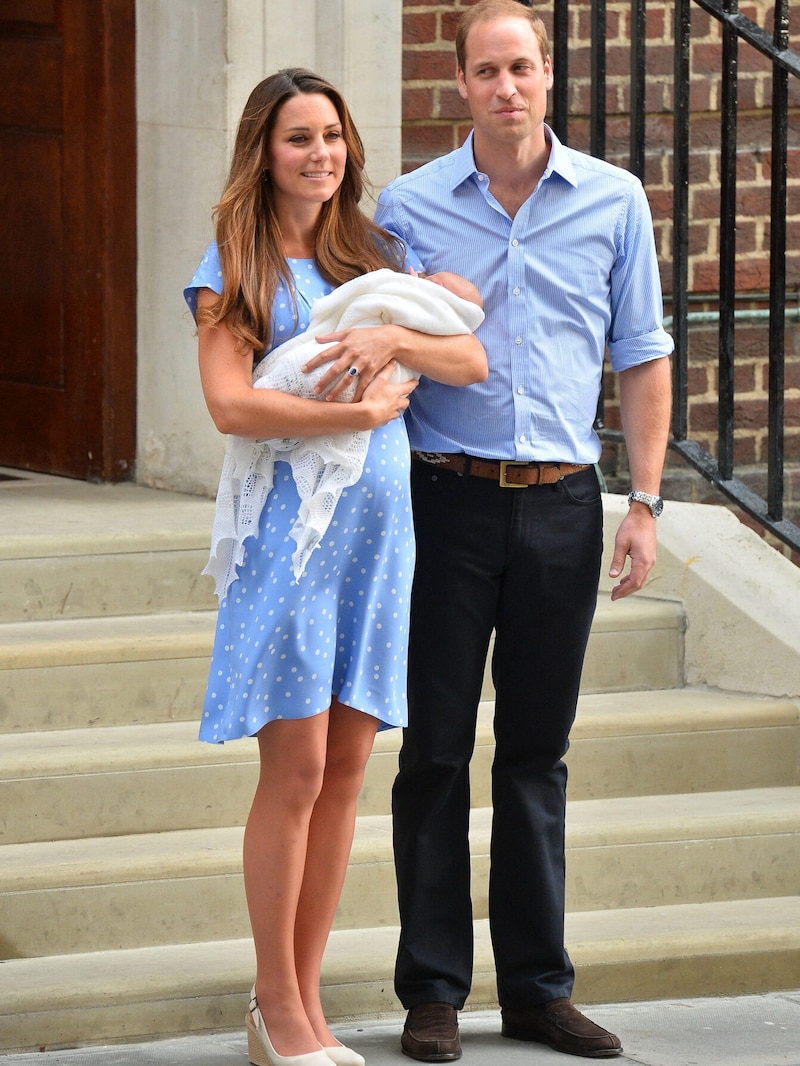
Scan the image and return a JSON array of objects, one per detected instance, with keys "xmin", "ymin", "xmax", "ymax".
[{"xmin": 455, "ymin": 0, "xmax": 550, "ymax": 73}]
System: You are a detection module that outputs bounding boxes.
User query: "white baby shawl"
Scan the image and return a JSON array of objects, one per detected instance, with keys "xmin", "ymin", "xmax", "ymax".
[{"xmin": 205, "ymin": 268, "xmax": 484, "ymax": 596}]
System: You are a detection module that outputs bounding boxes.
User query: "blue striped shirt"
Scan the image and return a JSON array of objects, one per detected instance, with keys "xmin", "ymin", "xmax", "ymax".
[{"xmin": 375, "ymin": 127, "xmax": 673, "ymax": 463}]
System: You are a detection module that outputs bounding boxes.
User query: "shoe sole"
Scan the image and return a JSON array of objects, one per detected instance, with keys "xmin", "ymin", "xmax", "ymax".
[
  {"xmin": 400, "ymin": 1040, "xmax": 462, "ymax": 1062},
  {"xmin": 400, "ymin": 1052, "xmax": 462, "ymax": 1063},
  {"xmin": 502, "ymin": 1023, "xmax": 623, "ymax": 1058}
]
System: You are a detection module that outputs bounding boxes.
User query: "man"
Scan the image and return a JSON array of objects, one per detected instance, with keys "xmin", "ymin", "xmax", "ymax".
[{"xmin": 374, "ymin": 0, "xmax": 673, "ymax": 1060}]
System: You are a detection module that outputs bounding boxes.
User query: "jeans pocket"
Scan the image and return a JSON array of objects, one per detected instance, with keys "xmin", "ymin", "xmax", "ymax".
[{"xmin": 559, "ymin": 466, "xmax": 602, "ymax": 505}]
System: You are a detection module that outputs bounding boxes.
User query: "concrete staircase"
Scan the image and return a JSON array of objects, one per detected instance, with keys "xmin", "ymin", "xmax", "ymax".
[{"xmin": 0, "ymin": 473, "xmax": 799, "ymax": 1052}]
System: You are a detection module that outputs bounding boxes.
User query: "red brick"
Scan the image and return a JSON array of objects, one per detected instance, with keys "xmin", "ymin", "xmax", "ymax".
[
  {"xmin": 687, "ymin": 400, "xmax": 719, "ymax": 432},
  {"xmin": 786, "ymin": 431, "xmax": 800, "ymax": 463},
  {"xmin": 735, "ymin": 220, "xmax": 759, "ymax": 256},
  {"xmin": 402, "ymin": 122, "xmax": 458, "ymax": 160},
  {"xmin": 687, "ymin": 153, "xmax": 712, "ymax": 184},
  {"xmin": 689, "ymin": 8, "xmax": 716, "ymax": 41},
  {"xmin": 735, "ymin": 362, "xmax": 757, "ymax": 393},
  {"xmin": 576, "ymin": 8, "xmax": 623, "ymax": 41},
  {"xmin": 404, "ymin": 11, "xmax": 438, "ymax": 46},
  {"xmin": 735, "ymin": 255, "xmax": 771, "ymax": 291},
  {"xmin": 688, "ymin": 365, "xmax": 712, "ymax": 393},
  {"xmin": 734, "ymin": 398, "xmax": 769, "ymax": 428},
  {"xmin": 686, "ymin": 328, "xmax": 719, "ymax": 363},
  {"xmin": 736, "ymin": 152, "xmax": 759, "ymax": 182},
  {"xmin": 738, "ymin": 114, "xmax": 775, "ymax": 152},
  {"xmin": 403, "ymin": 87, "xmax": 435, "ymax": 122},
  {"xmin": 733, "ymin": 437, "xmax": 758, "ymax": 465},
  {"xmin": 688, "ymin": 220, "xmax": 713, "ymax": 256},
  {"xmin": 687, "ymin": 78, "xmax": 714, "ymax": 113},
  {"xmin": 403, "ymin": 49, "xmax": 458, "ymax": 81},
  {"xmin": 689, "ymin": 113, "xmax": 723, "ymax": 150},
  {"xmin": 691, "ymin": 43, "xmax": 728, "ymax": 76},
  {"xmin": 441, "ymin": 10, "xmax": 461, "ymax": 43},
  {"xmin": 691, "ymin": 187, "xmax": 725, "ymax": 221},
  {"xmin": 737, "ymin": 76, "xmax": 769, "ymax": 112},
  {"xmin": 737, "ymin": 325, "xmax": 772, "ymax": 361},
  {"xmin": 439, "ymin": 86, "xmax": 471, "ymax": 120},
  {"xmin": 692, "ymin": 259, "xmax": 721, "ymax": 293},
  {"xmin": 738, "ymin": 47, "xmax": 773, "ymax": 76}
]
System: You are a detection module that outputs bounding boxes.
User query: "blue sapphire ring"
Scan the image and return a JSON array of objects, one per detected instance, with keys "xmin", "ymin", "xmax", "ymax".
[{"xmin": 347, "ymin": 366, "xmax": 359, "ymax": 377}]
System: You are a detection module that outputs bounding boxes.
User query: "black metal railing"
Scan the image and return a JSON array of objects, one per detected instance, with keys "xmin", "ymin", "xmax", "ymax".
[{"xmin": 548, "ymin": 0, "xmax": 800, "ymax": 554}]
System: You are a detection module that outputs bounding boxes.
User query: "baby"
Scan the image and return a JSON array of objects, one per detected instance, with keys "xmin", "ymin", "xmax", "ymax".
[
  {"xmin": 205, "ymin": 269, "xmax": 484, "ymax": 593},
  {"xmin": 253, "ymin": 269, "xmax": 483, "ymax": 393}
]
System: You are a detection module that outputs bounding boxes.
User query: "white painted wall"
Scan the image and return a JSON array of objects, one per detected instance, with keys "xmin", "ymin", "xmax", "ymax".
[{"xmin": 135, "ymin": 0, "xmax": 402, "ymax": 496}]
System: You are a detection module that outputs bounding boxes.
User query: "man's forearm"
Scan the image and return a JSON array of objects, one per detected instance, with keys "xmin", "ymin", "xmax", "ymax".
[{"xmin": 618, "ymin": 357, "xmax": 672, "ymax": 494}]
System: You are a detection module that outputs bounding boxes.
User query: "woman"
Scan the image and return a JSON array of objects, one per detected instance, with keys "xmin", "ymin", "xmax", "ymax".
[{"xmin": 184, "ymin": 69, "xmax": 486, "ymax": 1066}]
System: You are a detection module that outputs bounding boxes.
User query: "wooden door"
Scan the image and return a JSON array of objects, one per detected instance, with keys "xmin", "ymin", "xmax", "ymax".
[{"xmin": 0, "ymin": 0, "xmax": 136, "ymax": 481}]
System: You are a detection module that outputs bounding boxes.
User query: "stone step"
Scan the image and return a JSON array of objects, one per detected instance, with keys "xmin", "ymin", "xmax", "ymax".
[
  {"xmin": 0, "ymin": 481, "xmax": 216, "ymax": 624},
  {"xmin": 2, "ymin": 787, "xmax": 798, "ymax": 958},
  {"xmin": 565, "ymin": 688, "xmax": 800, "ymax": 800},
  {"xmin": 0, "ymin": 611, "xmax": 216, "ymax": 732},
  {"xmin": 2, "ymin": 689, "xmax": 796, "ymax": 844},
  {"xmin": 0, "ymin": 544, "xmax": 216, "ymax": 624},
  {"xmin": 0, "ymin": 596, "xmax": 684, "ymax": 735},
  {"xmin": 1, "ymin": 896, "xmax": 798, "ymax": 1052}
]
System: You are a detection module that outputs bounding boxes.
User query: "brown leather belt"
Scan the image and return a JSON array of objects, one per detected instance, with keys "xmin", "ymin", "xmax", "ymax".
[{"xmin": 411, "ymin": 452, "xmax": 591, "ymax": 487}]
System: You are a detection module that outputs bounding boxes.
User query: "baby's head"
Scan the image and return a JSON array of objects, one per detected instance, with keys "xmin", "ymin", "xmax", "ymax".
[{"xmin": 426, "ymin": 271, "xmax": 483, "ymax": 309}]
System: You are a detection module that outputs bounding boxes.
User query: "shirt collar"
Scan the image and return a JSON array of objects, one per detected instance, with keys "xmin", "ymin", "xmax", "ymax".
[
  {"xmin": 452, "ymin": 124, "xmax": 578, "ymax": 191},
  {"xmin": 541, "ymin": 125, "xmax": 578, "ymax": 187}
]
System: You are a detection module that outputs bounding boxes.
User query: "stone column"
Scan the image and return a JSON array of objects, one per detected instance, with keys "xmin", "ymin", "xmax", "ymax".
[{"xmin": 135, "ymin": 0, "xmax": 402, "ymax": 495}]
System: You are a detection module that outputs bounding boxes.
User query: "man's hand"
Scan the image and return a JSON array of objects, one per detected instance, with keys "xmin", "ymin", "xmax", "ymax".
[{"xmin": 608, "ymin": 505, "xmax": 657, "ymax": 600}]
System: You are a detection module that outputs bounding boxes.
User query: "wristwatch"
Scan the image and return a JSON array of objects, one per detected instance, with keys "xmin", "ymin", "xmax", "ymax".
[{"xmin": 628, "ymin": 490, "xmax": 664, "ymax": 518}]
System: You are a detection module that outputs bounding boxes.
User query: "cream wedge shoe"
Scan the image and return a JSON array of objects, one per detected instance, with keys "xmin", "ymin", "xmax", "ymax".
[
  {"xmin": 321, "ymin": 1045, "xmax": 366, "ymax": 1066},
  {"xmin": 246, "ymin": 989, "xmax": 333, "ymax": 1066}
]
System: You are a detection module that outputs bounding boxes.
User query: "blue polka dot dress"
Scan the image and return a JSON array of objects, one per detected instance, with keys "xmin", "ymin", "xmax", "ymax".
[{"xmin": 185, "ymin": 243, "xmax": 414, "ymax": 741}]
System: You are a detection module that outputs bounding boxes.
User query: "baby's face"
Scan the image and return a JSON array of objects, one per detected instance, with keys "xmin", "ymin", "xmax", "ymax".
[
  {"xmin": 425, "ymin": 272, "xmax": 482, "ymax": 308},
  {"xmin": 425, "ymin": 273, "xmax": 451, "ymax": 290}
]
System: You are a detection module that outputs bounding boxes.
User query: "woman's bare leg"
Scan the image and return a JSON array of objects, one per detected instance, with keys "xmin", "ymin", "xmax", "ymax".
[
  {"xmin": 294, "ymin": 701, "xmax": 379, "ymax": 1046},
  {"xmin": 244, "ymin": 712, "xmax": 331, "ymax": 1057}
]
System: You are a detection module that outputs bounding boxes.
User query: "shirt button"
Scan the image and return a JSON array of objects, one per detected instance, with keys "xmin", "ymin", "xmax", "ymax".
[
  {"xmin": 520, "ymin": 434, "xmax": 527, "ymax": 443},
  {"xmin": 511, "ymin": 239, "xmax": 519, "ymax": 247},
  {"xmin": 515, "ymin": 337, "xmax": 522, "ymax": 345},
  {"xmin": 513, "ymin": 287, "xmax": 520, "ymax": 295},
  {"xmin": 517, "ymin": 386, "xmax": 524, "ymax": 395}
]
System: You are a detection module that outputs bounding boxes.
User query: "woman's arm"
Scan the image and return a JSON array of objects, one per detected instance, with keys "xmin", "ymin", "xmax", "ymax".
[{"xmin": 196, "ymin": 289, "xmax": 416, "ymax": 438}]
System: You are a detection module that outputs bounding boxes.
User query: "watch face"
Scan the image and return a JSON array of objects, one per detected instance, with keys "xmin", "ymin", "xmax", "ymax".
[{"xmin": 629, "ymin": 491, "xmax": 664, "ymax": 517}]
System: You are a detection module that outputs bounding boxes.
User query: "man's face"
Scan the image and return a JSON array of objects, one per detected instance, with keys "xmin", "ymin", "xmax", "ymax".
[{"xmin": 457, "ymin": 16, "xmax": 553, "ymax": 148}]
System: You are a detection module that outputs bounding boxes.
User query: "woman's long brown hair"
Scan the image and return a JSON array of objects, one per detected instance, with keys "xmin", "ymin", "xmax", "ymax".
[{"xmin": 197, "ymin": 68, "xmax": 405, "ymax": 354}]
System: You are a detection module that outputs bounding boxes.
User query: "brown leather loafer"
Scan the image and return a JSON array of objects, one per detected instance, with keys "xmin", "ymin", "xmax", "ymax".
[
  {"xmin": 401, "ymin": 1002, "xmax": 462, "ymax": 1062},
  {"xmin": 501, "ymin": 998, "xmax": 622, "ymax": 1058}
]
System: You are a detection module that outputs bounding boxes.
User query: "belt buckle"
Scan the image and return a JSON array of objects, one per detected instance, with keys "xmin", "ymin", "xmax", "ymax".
[{"xmin": 499, "ymin": 460, "xmax": 531, "ymax": 488}]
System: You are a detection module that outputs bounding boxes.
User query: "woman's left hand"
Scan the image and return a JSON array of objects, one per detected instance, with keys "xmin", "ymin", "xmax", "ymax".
[{"xmin": 302, "ymin": 325, "xmax": 400, "ymax": 401}]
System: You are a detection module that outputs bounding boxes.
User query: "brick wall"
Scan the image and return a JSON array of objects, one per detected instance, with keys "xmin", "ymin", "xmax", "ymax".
[{"xmin": 401, "ymin": 0, "xmax": 800, "ymax": 560}]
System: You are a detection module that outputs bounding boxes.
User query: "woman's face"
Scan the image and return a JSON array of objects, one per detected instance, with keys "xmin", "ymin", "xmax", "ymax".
[{"xmin": 264, "ymin": 92, "xmax": 348, "ymax": 214}]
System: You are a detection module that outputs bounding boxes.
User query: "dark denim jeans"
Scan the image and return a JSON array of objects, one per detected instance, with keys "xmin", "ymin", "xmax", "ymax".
[{"xmin": 393, "ymin": 461, "xmax": 604, "ymax": 1010}]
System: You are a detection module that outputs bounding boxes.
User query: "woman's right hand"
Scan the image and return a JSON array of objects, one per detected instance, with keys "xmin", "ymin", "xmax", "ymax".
[{"xmin": 358, "ymin": 361, "xmax": 418, "ymax": 428}]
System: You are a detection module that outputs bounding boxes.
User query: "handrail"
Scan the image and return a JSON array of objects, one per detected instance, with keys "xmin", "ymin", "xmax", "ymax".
[{"xmin": 548, "ymin": 0, "xmax": 800, "ymax": 555}]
